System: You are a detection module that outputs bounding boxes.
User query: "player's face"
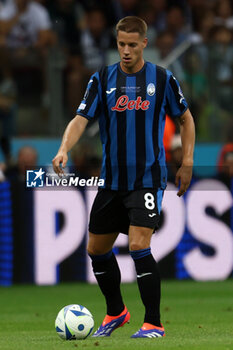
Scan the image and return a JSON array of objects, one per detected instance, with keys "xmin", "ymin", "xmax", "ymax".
[{"xmin": 117, "ymin": 31, "xmax": 147, "ymax": 73}]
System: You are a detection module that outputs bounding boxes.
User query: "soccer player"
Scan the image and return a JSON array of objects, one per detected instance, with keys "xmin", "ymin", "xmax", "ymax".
[{"xmin": 53, "ymin": 16, "xmax": 195, "ymax": 338}]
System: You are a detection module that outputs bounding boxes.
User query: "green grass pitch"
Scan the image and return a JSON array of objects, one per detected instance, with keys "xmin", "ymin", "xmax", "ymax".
[{"xmin": 0, "ymin": 281, "xmax": 232, "ymax": 350}]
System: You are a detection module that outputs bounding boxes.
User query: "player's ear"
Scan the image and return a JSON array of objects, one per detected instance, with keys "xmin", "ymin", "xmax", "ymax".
[{"xmin": 142, "ymin": 37, "xmax": 148, "ymax": 48}]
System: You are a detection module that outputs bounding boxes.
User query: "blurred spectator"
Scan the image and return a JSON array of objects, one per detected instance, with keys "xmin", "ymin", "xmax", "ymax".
[
  {"xmin": 80, "ymin": 6, "xmax": 115, "ymax": 72},
  {"xmin": 166, "ymin": 6, "xmax": 191, "ymax": 46},
  {"xmin": 4, "ymin": 145, "xmax": 38, "ymax": 181},
  {"xmin": 76, "ymin": 0, "xmax": 117, "ymax": 29},
  {"xmin": 190, "ymin": 10, "xmax": 215, "ymax": 44},
  {"xmin": 0, "ymin": 48, "xmax": 17, "ymax": 164},
  {"xmin": 217, "ymin": 143, "xmax": 233, "ymax": 187},
  {"xmin": 183, "ymin": 50, "xmax": 208, "ymax": 134},
  {"xmin": 214, "ymin": 0, "xmax": 233, "ymax": 29},
  {"xmin": 148, "ymin": 0, "xmax": 167, "ymax": 32},
  {"xmin": 211, "ymin": 24, "xmax": 233, "ymax": 45},
  {"xmin": 188, "ymin": 0, "xmax": 214, "ymax": 34},
  {"xmin": 209, "ymin": 25, "xmax": 233, "ymax": 115},
  {"xmin": 70, "ymin": 5, "xmax": 116, "ymax": 116},
  {"xmin": 47, "ymin": 0, "xmax": 85, "ymax": 115},
  {"xmin": 188, "ymin": 10, "xmax": 215, "ymax": 95},
  {"xmin": 112, "ymin": 0, "xmax": 140, "ymax": 22},
  {"xmin": 0, "ymin": 0, "xmax": 56, "ymax": 107},
  {"xmin": 155, "ymin": 30, "xmax": 185, "ymax": 82},
  {"xmin": 48, "ymin": 0, "xmax": 80, "ymax": 55},
  {"xmin": 0, "ymin": 0, "xmax": 55, "ymax": 51},
  {"xmin": 137, "ymin": 0, "xmax": 168, "ymax": 44},
  {"xmin": 137, "ymin": 2, "xmax": 157, "ymax": 46}
]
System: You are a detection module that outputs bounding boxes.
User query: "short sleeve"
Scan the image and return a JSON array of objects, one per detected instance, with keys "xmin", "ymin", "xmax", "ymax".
[
  {"xmin": 165, "ymin": 72, "xmax": 188, "ymax": 118},
  {"xmin": 76, "ymin": 72, "xmax": 100, "ymax": 120}
]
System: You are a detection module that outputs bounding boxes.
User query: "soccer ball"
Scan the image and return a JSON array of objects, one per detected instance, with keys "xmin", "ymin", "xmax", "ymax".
[{"xmin": 55, "ymin": 304, "xmax": 94, "ymax": 340}]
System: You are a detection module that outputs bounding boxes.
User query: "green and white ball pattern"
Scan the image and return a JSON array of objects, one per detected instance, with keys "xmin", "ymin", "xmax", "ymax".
[{"xmin": 55, "ymin": 304, "xmax": 94, "ymax": 340}]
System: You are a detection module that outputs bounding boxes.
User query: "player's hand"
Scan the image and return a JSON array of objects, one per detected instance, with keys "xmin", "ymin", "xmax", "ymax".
[
  {"xmin": 175, "ymin": 165, "xmax": 193, "ymax": 197},
  {"xmin": 52, "ymin": 151, "xmax": 68, "ymax": 177}
]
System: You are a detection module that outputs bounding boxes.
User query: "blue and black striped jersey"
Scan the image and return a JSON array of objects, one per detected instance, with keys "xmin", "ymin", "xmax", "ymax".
[{"xmin": 77, "ymin": 62, "xmax": 188, "ymax": 191}]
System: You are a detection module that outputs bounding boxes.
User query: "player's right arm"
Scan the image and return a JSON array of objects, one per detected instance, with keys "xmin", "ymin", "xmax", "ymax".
[
  {"xmin": 53, "ymin": 72, "xmax": 100, "ymax": 175},
  {"xmin": 52, "ymin": 115, "xmax": 88, "ymax": 175}
]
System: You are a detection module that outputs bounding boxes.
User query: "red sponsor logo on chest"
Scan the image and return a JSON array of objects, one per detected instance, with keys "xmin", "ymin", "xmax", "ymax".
[{"xmin": 111, "ymin": 95, "xmax": 150, "ymax": 112}]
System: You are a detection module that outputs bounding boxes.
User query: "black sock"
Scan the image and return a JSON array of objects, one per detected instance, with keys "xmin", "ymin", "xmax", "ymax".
[
  {"xmin": 130, "ymin": 248, "xmax": 161, "ymax": 327},
  {"xmin": 89, "ymin": 251, "xmax": 124, "ymax": 316}
]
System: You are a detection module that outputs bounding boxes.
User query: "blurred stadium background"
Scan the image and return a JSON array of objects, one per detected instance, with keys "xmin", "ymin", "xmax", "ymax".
[{"xmin": 0, "ymin": 0, "xmax": 233, "ymax": 287}]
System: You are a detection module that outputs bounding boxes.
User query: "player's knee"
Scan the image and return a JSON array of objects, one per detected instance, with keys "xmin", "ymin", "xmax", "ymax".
[
  {"xmin": 87, "ymin": 242, "xmax": 107, "ymax": 256},
  {"xmin": 87, "ymin": 245, "xmax": 100, "ymax": 256},
  {"xmin": 129, "ymin": 227, "xmax": 152, "ymax": 251},
  {"xmin": 129, "ymin": 241, "xmax": 149, "ymax": 251},
  {"xmin": 87, "ymin": 247, "xmax": 98, "ymax": 256},
  {"xmin": 87, "ymin": 240, "xmax": 94, "ymax": 255}
]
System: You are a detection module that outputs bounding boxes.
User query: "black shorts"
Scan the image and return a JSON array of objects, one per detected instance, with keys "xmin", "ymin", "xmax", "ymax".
[{"xmin": 89, "ymin": 188, "xmax": 164, "ymax": 235}]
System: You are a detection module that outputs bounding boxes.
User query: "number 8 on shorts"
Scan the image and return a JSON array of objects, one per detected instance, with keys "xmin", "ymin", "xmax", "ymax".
[{"xmin": 144, "ymin": 193, "xmax": 155, "ymax": 210}]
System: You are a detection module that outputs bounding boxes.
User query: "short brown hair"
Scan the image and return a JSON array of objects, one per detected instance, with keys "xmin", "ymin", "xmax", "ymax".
[{"xmin": 116, "ymin": 16, "xmax": 147, "ymax": 38}]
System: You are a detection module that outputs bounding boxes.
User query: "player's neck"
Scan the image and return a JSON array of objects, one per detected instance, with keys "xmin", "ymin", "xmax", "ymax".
[{"xmin": 120, "ymin": 59, "xmax": 145, "ymax": 74}]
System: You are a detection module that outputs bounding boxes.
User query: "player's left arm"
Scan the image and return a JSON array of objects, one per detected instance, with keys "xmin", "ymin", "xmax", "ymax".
[{"xmin": 175, "ymin": 108, "xmax": 195, "ymax": 197}]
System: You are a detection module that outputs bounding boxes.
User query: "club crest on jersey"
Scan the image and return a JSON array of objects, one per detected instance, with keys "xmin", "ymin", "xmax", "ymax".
[
  {"xmin": 111, "ymin": 95, "xmax": 150, "ymax": 112},
  {"xmin": 147, "ymin": 83, "xmax": 155, "ymax": 96}
]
